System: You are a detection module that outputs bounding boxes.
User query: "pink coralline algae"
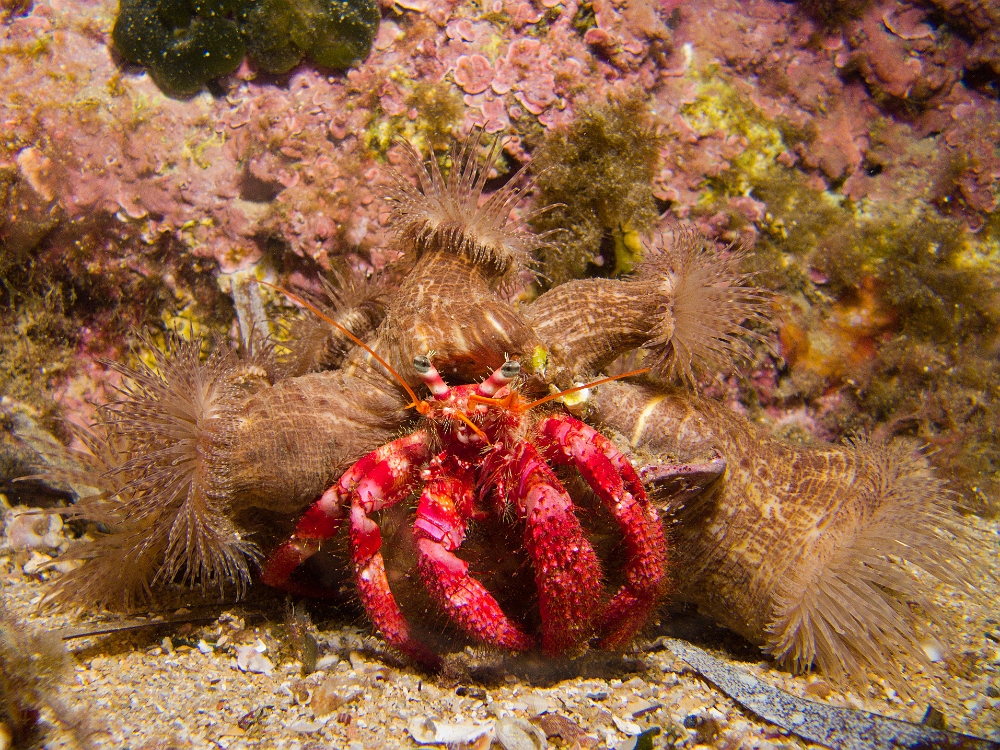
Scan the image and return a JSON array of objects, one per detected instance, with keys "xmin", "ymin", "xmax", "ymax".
[
  {"xmin": 453, "ymin": 53, "xmax": 493, "ymax": 94},
  {"xmin": 843, "ymin": 2, "xmax": 960, "ymax": 105},
  {"xmin": 0, "ymin": 0, "xmax": 674, "ymax": 274},
  {"xmin": 2, "ymin": 0, "xmax": 998, "ymax": 292},
  {"xmin": 588, "ymin": 0, "xmax": 672, "ymax": 68},
  {"xmin": 927, "ymin": 0, "xmax": 1000, "ymax": 82}
]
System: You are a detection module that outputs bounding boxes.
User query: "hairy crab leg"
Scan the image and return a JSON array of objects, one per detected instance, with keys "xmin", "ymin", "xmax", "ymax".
[
  {"xmin": 343, "ymin": 431, "xmax": 445, "ymax": 670},
  {"xmin": 535, "ymin": 414, "xmax": 669, "ymax": 649},
  {"xmin": 261, "ymin": 430, "xmax": 430, "ymax": 588},
  {"xmin": 414, "ymin": 452, "xmax": 536, "ymax": 650},
  {"xmin": 262, "ymin": 430, "xmax": 440, "ymax": 669},
  {"xmin": 498, "ymin": 442, "xmax": 604, "ymax": 654}
]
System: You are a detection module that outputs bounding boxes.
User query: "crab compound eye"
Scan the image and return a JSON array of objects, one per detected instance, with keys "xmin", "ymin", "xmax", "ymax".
[
  {"xmin": 413, "ymin": 355, "xmax": 432, "ymax": 375},
  {"xmin": 500, "ymin": 360, "xmax": 521, "ymax": 379},
  {"xmin": 414, "ymin": 355, "xmax": 451, "ymax": 400}
]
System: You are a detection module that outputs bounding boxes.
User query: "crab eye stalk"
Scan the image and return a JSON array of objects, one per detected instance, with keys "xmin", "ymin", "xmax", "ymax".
[
  {"xmin": 414, "ymin": 355, "xmax": 451, "ymax": 400},
  {"xmin": 477, "ymin": 359, "xmax": 521, "ymax": 396}
]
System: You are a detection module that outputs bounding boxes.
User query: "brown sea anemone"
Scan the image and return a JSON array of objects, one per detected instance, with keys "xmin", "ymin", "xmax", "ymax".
[
  {"xmin": 385, "ymin": 131, "xmax": 552, "ymax": 286},
  {"xmin": 282, "ymin": 271, "xmax": 388, "ymax": 377},
  {"xmin": 351, "ymin": 133, "xmax": 549, "ymax": 387},
  {"xmin": 34, "ymin": 325, "xmax": 410, "ymax": 612},
  {"xmin": 525, "ymin": 229, "xmax": 771, "ymax": 388},
  {"xmin": 0, "ymin": 605, "xmax": 92, "ymax": 748},
  {"xmin": 37, "ymin": 335, "xmax": 274, "ymax": 609},
  {"xmin": 762, "ymin": 436, "xmax": 966, "ymax": 683},
  {"xmin": 638, "ymin": 229, "xmax": 771, "ymax": 386},
  {"xmin": 591, "ymin": 380, "xmax": 975, "ymax": 689}
]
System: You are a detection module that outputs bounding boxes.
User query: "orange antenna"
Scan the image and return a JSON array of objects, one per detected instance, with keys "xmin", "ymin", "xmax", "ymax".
[
  {"xmin": 259, "ymin": 280, "xmax": 425, "ymax": 409},
  {"xmin": 525, "ymin": 367, "xmax": 652, "ymax": 410}
]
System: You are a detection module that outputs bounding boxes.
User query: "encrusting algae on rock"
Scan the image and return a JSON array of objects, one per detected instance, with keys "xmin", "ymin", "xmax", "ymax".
[
  {"xmin": 3, "ymin": 0, "xmax": 1000, "ymax": 739},
  {"xmin": 23, "ymin": 133, "xmax": 985, "ymax": 695}
]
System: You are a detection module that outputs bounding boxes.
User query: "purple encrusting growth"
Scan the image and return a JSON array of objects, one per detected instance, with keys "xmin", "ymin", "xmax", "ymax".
[{"xmin": 3, "ymin": 0, "xmax": 998, "ymax": 273}]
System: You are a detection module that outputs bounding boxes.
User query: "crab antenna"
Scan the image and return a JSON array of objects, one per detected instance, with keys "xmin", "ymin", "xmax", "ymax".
[
  {"xmin": 413, "ymin": 355, "xmax": 451, "ymax": 400},
  {"xmin": 525, "ymin": 367, "xmax": 652, "ymax": 410},
  {"xmin": 259, "ymin": 280, "xmax": 423, "ymax": 408},
  {"xmin": 477, "ymin": 360, "xmax": 520, "ymax": 396}
]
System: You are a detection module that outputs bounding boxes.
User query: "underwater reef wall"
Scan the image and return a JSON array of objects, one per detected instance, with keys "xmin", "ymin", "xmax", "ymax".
[
  {"xmin": 4, "ymin": 0, "xmax": 998, "ymax": 513},
  {"xmin": 2, "ymin": 0, "xmax": 1000, "ymax": 743}
]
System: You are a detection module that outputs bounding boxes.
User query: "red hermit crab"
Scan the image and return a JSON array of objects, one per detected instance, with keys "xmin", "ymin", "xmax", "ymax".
[
  {"xmin": 32, "ymin": 131, "xmax": 690, "ymax": 670},
  {"xmin": 262, "ymin": 349, "xmax": 667, "ymax": 669}
]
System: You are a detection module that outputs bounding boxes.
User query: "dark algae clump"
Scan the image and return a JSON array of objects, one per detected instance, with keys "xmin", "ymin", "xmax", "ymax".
[
  {"xmin": 238, "ymin": 0, "xmax": 380, "ymax": 75},
  {"xmin": 112, "ymin": 0, "xmax": 380, "ymax": 96},
  {"xmin": 112, "ymin": 0, "xmax": 246, "ymax": 96}
]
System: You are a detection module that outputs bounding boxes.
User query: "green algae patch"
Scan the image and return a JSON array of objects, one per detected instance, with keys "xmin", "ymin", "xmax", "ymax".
[
  {"xmin": 112, "ymin": 0, "xmax": 246, "ymax": 97},
  {"xmin": 112, "ymin": 0, "xmax": 380, "ymax": 96},
  {"xmin": 361, "ymin": 78, "xmax": 464, "ymax": 163},
  {"xmin": 239, "ymin": 0, "xmax": 380, "ymax": 75},
  {"xmin": 532, "ymin": 91, "xmax": 663, "ymax": 285}
]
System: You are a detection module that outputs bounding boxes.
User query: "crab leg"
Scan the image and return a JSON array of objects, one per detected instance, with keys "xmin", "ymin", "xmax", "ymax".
[
  {"xmin": 263, "ymin": 430, "xmax": 440, "ymax": 669},
  {"xmin": 414, "ymin": 452, "xmax": 535, "ymax": 650},
  {"xmin": 535, "ymin": 414, "xmax": 669, "ymax": 649},
  {"xmin": 499, "ymin": 442, "xmax": 604, "ymax": 654}
]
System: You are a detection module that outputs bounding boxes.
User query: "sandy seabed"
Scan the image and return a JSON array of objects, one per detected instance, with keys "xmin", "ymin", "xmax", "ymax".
[{"xmin": 2, "ymin": 510, "xmax": 999, "ymax": 750}]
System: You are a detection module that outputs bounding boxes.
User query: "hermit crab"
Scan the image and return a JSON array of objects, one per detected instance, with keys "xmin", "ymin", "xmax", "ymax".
[
  {"xmin": 33, "ymin": 132, "xmax": 974, "ymax": 688},
  {"xmin": 262, "ymin": 354, "xmax": 667, "ymax": 669}
]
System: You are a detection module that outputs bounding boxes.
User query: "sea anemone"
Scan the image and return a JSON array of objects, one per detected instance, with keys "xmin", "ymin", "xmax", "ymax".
[
  {"xmin": 0, "ymin": 605, "xmax": 91, "ymax": 748},
  {"xmin": 524, "ymin": 228, "xmax": 771, "ymax": 388},
  {"xmin": 385, "ymin": 131, "xmax": 551, "ymax": 286},
  {"xmin": 638, "ymin": 229, "xmax": 771, "ymax": 387},
  {"xmin": 282, "ymin": 271, "xmax": 388, "ymax": 377},
  {"xmin": 592, "ymin": 380, "xmax": 975, "ymax": 690},
  {"xmin": 763, "ymin": 435, "xmax": 967, "ymax": 685},
  {"xmin": 38, "ymin": 334, "xmax": 275, "ymax": 610}
]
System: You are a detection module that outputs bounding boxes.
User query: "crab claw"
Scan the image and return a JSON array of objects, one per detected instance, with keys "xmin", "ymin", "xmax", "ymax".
[
  {"xmin": 414, "ymin": 452, "xmax": 536, "ymax": 651},
  {"xmin": 536, "ymin": 414, "xmax": 670, "ymax": 649}
]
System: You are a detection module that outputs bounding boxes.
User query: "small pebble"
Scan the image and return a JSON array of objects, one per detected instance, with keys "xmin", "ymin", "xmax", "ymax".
[
  {"xmin": 804, "ymin": 680, "xmax": 833, "ymax": 699},
  {"xmin": 236, "ymin": 645, "xmax": 274, "ymax": 676},
  {"xmin": 523, "ymin": 694, "xmax": 551, "ymax": 716},
  {"xmin": 612, "ymin": 715, "xmax": 642, "ymax": 735},
  {"xmin": 287, "ymin": 720, "xmax": 323, "ymax": 733},
  {"xmin": 495, "ymin": 717, "xmax": 546, "ymax": 750},
  {"xmin": 314, "ymin": 654, "xmax": 340, "ymax": 671}
]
